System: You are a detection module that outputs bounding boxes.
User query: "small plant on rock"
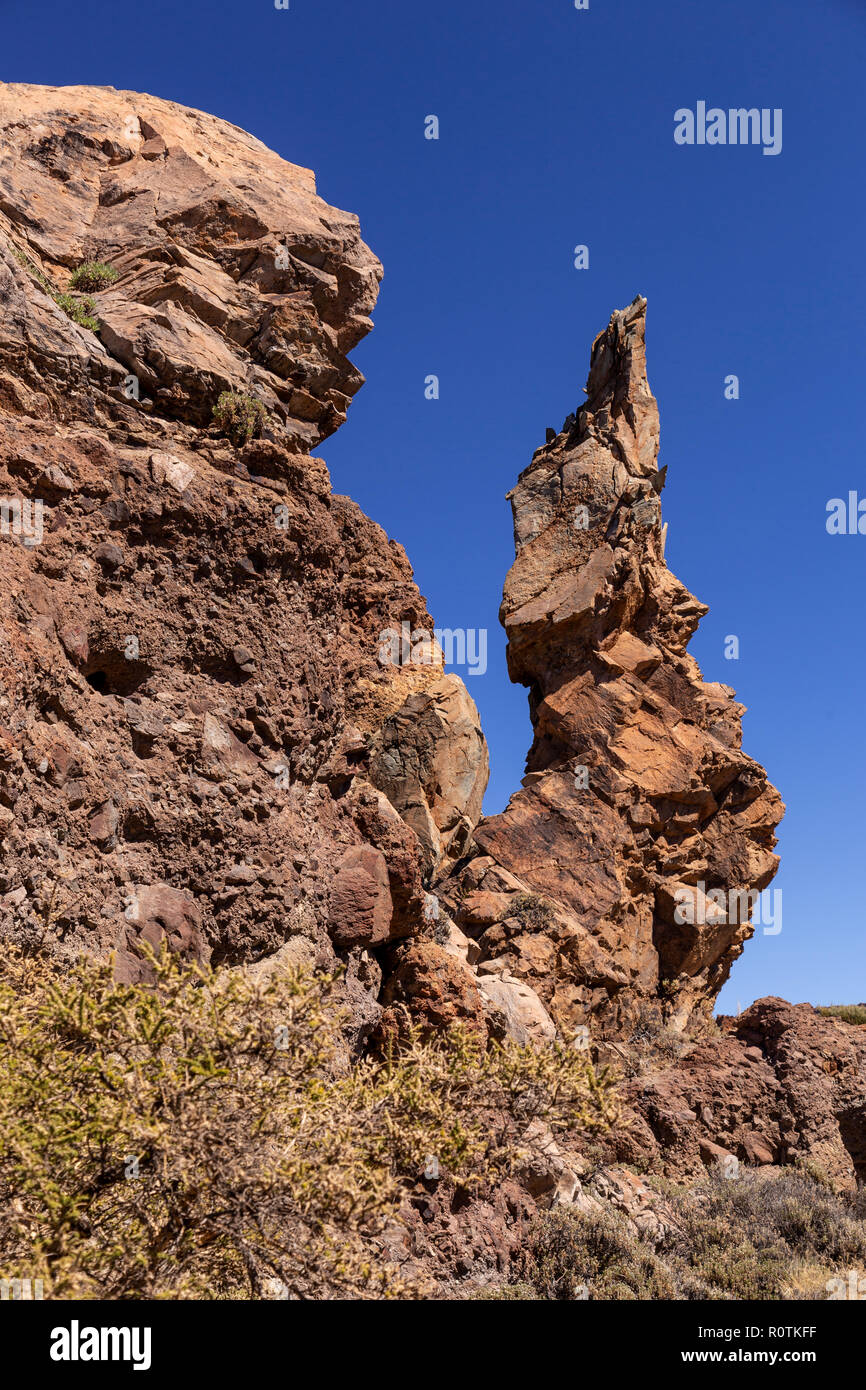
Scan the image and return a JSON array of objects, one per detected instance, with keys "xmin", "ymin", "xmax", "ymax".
[
  {"xmin": 511, "ymin": 893, "xmax": 555, "ymax": 931},
  {"xmin": 69, "ymin": 261, "xmax": 118, "ymax": 292},
  {"xmin": 54, "ymin": 293, "xmax": 100, "ymax": 333},
  {"xmin": 213, "ymin": 391, "xmax": 269, "ymax": 447}
]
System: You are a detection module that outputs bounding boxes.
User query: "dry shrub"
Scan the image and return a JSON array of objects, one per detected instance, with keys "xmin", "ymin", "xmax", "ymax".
[{"xmin": 0, "ymin": 946, "xmax": 617, "ymax": 1300}]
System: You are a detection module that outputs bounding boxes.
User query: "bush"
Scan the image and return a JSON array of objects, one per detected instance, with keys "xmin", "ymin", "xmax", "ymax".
[
  {"xmin": 213, "ymin": 391, "xmax": 269, "ymax": 447},
  {"xmin": 510, "ymin": 893, "xmax": 555, "ymax": 931},
  {"xmin": 0, "ymin": 947, "xmax": 618, "ymax": 1300},
  {"xmin": 817, "ymin": 1005, "xmax": 866, "ymax": 1026},
  {"xmin": 69, "ymin": 261, "xmax": 118, "ymax": 293},
  {"xmin": 55, "ymin": 293, "xmax": 100, "ymax": 333},
  {"xmin": 516, "ymin": 1206, "xmax": 707, "ymax": 1301},
  {"xmin": 496, "ymin": 1168, "xmax": 866, "ymax": 1301}
]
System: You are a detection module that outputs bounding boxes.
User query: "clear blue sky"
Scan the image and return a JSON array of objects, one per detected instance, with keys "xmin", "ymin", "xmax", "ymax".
[{"xmin": 3, "ymin": 0, "xmax": 864, "ymax": 1012}]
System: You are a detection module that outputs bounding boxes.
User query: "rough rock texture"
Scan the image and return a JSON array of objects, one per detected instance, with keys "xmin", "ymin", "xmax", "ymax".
[
  {"xmin": 0, "ymin": 82, "xmax": 488, "ymax": 1036},
  {"xmin": 0, "ymin": 85, "xmax": 861, "ymax": 1286},
  {"xmin": 368, "ymin": 673, "xmax": 488, "ymax": 879},
  {"xmin": 438, "ymin": 297, "xmax": 785, "ymax": 1040},
  {"xmin": 0, "ymin": 82, "xmax": 380, "ymax": 449},
  {"xmin": 618, "ymin": 999, "xmax": 866, "ymax": 1192}
]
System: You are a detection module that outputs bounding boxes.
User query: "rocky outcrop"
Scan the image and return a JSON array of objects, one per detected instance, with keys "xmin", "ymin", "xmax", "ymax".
[
  {"xmin": 0, "ymin": 82, "xmax": 380, "ymax": 449},
  {"xmin": 618, "ymin": 999, "xmax": 866, "ymax": 1192},
  {"xmin": 0, "ymin": 82, "xmax": 487, "ymax": 1041},
  {"xmin": 2, "ymin": 85, "xmax": 861, "ymax": 1255},
  {"xmin": 439, "ymin": 297, "xmax": 784, "ymax": 1040}
]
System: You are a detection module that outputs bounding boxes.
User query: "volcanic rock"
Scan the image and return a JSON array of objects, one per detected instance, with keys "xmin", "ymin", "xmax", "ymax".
[
  {"xmin": 0, "ymin": 82, "xmax": 485, "ymax": 1026},
  {"xmin": 438, "ymin": 297, "xmax": 785, "ymax": 1040}
]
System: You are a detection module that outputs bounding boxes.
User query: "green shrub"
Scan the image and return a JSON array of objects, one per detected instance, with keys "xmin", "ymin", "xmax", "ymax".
[
  {"xmin": 69, "ymin": 261, "xmax": 118, "ymax": 292},
  {"xmin": 0, "ymin": 946, "xmax": 618, "ymax": 1301},
  {"xmin": 55, "ymin": 293, "xmax": 100, "ymax": 332},
  {"xmin": 213, "ymin": 391, "xmax": 269, "ymax": 446},
  {"xmin": 9, "ymin": 244, "xmax": 103, "ymax": 332},
  {"xmin": 817, "ymin": 1004, "xmax": 866, "ymax": 1026}
]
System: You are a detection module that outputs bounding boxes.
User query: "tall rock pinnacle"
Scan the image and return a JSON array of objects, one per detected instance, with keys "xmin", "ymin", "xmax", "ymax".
[{"xmin": 439, "ymin": 298, "xmax": 784, "ymax": 1038}]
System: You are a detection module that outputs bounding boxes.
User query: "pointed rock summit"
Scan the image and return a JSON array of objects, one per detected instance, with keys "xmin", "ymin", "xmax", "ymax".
[{"xmin": 439, "ymin": 298, "xmax": 784, "ymax": 1038}]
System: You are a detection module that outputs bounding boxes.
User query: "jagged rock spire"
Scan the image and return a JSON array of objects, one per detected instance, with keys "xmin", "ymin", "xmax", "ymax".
[{"xmin": 439, "ymin": 299, "xmax": 784, "ymax": 1038}]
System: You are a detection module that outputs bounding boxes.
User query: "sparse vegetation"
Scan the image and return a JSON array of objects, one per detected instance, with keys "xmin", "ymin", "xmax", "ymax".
[
  {"xmin": 10, "ymin": 246, "xmax": 56, "ymax": 297},
  {"xmin": 213, "ymin": 390, "xmax": 269, "ymax": 446},
  {"xmin": 511, "ymin": 893, "xmax": 555, "ymax": 931},
  {"xmin": 54, "ymin": 293, "xmax": 100, "ymax": 333},
  {"xmin": 69, "ymin": 260, "xmax": 118, "ymax": 293},
  {"xmin": 8, "ymin": 246, "xmax": 102, "ymax": 332},
  {"xmin": 817, "ymin": 1004, "xmax": 866, "ymax": 1026},
  {"xmin": 0, "ymin": 946, "xmax": 618, "ymax": 1300},
  {"xmin": 498, "ymin": 1169, "xmax": 866, "ymax": 1300},
  {"xmin": 514, "ymin": 1204, "xmax": 699, "ymax": 1300}
]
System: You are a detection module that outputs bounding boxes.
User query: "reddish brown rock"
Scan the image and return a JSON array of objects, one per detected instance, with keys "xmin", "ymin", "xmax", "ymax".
[
  {"xmin": 329, "ymin": 844, "xmax": 394, "ymax": 948},
  {"xmin": 439, "ymin": 297, "xmax": 784, "ymax": 1040},
  {"xmin": 0, "ymin": 83, "xmax": 486, "ymax": 1035},
  {"xmin": 115, "ymin": 881, "xmax": 205, "ymax": 983},
  {"xmin": 379, "ymin": 939, "xmax": 487, "ymax": 1035},
  {"xmin": 0, "ymin": 82, "xmax": 380, "ymax": 449},
  {"xmin": 616, "ymin": 998, "xmax": 866, "ymax": 1191}
]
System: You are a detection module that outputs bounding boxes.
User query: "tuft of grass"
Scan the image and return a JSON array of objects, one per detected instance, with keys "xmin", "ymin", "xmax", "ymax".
[
  {"xmin": 55, "ymin": 293, "xmax": 100, "ymax": 333},
  {"xmin": 817, "ymin": 1004, "xmax": 866, "ymax": 1026},
  {"xmin": 511, "ymin": 893, "xmax": 555, "ymax": 931},
  {"xmin": 213, "ymin": 390, "xmax": 269, "ymax": 447},
  {"xmin": 9, "ymin": 246, "xmax": 101, "ymax": 333},
  {"xmin": 11, "ymin": 246, "xmax": 56, "ymax": 297},
  {"xmin": 69, "ymin": 261, "xmax": 118, "ymax": 293}
]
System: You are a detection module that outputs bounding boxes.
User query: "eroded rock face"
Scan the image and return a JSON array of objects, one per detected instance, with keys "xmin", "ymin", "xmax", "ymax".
[
  {"xmin": 0, "ymin": 82, "xmax": 380, "ymax": 449},
  {"xmin": 615, "ymin": 999, "xmax": 866, "ymax": 1193},
  {"xmin": 0, "ymin": 83, "xmax": 486, "ymax": 1039},
  {"xmin": 439, "ymin": 298, "xmax": 785, "ymax": 1039},
  {"xmin": 368, "ymin": 674, "xmax": 488, "ymax": 879}
]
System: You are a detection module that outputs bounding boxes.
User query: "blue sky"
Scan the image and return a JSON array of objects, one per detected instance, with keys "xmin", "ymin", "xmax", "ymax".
[{"xmin": 2, "ymin": 0, "xmax": 864, "ymax": 1011}]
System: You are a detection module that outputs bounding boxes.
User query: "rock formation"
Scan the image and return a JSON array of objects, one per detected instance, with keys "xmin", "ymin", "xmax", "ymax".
[
  {"xmin": 622, "ymin": 997, "xmax": 866, "ymax": 1192},
  {"xmin": 438, "ymin": 297, "xmax": 785, "ymax": 1040},
  {"xmin": 0, "ymin": 83, "xmax": 862, "ymax": 1241},
  {"xmin": 0, "ymin": 82, "xmax": 487, "ymax": 1042}
]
